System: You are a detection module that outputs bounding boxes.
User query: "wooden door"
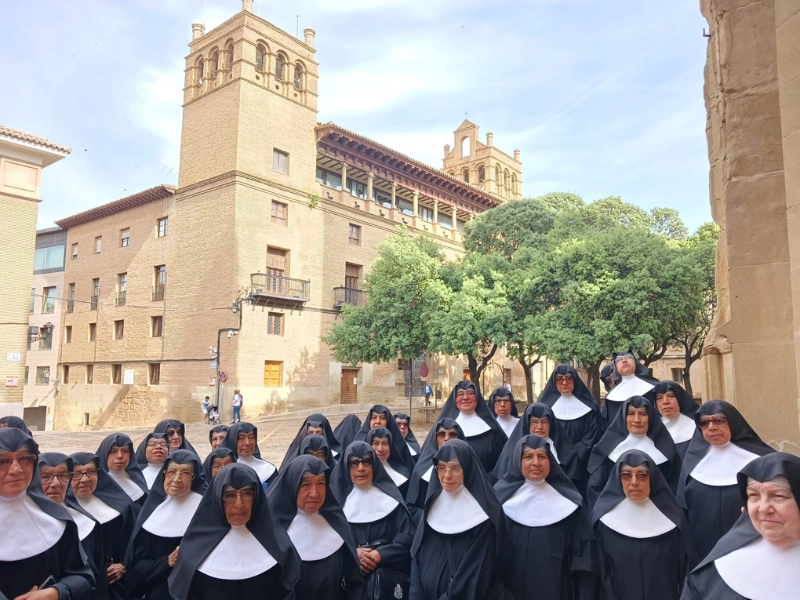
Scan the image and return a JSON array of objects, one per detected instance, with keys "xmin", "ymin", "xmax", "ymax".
[{"xmin": 341, "ymin": 368, "xmax": 359, "ymax": 404}]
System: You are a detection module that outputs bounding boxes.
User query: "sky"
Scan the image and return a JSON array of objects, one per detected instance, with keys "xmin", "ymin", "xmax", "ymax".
[{"xmin": 1, "ymin": 0, "xmax": 713, "ymax": 232}]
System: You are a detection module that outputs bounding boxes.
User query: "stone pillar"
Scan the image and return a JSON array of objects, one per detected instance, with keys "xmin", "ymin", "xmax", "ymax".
[
  {"xmin": 486, "ymin": 164, "xmax": 496, "ymax": 195},
  {"xmin": 341, "ymin": 163, "xmax": 348, "ymax": 191},
  {"xmin": 391, "ymin": 182, "xmax": 397, "ymax": 208},
  {"xmin": 304, "ymin": 28, "xmax": 316, "ymax": 47},
  {"xmin": 433, "ymin": 199, "xmax": 439, "ymax": 225},
  {"xmin": 412, "ymin": 190, "xmax": 419, "ymax": 218},
  {"xmin": 367, "ymin": 173, "xmax": 374, "ymax": 202}
]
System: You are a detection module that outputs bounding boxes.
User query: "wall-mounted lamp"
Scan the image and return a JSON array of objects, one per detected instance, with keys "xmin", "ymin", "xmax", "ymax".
[{"xmin": 27, "ymin": 322, "xmax": 54, "ymax": 342}]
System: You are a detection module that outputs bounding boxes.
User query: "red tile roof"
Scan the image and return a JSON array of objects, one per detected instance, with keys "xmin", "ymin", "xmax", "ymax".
[
  {"xmin": 0, "ymin": 125, "xmax": 71, "ymax": 154},
  {"xmin": 55, "ymin": 185, "xmax": 176, "ymax": 229}
]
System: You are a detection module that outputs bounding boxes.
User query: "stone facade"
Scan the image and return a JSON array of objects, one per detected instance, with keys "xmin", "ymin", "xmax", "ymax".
[{"xmin": 701, "ymin": 0, "xmax": 800, "ymax": 452}]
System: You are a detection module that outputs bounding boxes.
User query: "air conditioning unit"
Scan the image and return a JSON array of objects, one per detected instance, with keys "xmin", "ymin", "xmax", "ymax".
[{"xmin": 28, "ymin": 326, "xmax": 40, "ymax": 336}]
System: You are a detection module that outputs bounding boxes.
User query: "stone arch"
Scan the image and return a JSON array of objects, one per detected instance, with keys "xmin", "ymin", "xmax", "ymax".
[
  {"xmin": 275, "ymin": 52, "xmax": 288, "ymax": 81},
  {"xmin": 462, "ymin": 168, "xmax": 470, "ymax": 183},
  {"xmin": 293, "ymin": 60, "xmax": 305, "ymax": 90},
  {"xmin": 255, "ymin": 41, "xmax": 269, "ymax": 72},
  {"xmin": 224, "ymin": 40, "xmax": 234, "ymax": 76},
  {"xmin": 460, "ymin": 136, "xmax": 470, "ymax": 158},
  {"xmin": 477, "ymin": 164, "xmax": 485, "ymax": 182},
  {"xmin": 195, "ymin": 56, "xmax": 206, "ymax": 92}
]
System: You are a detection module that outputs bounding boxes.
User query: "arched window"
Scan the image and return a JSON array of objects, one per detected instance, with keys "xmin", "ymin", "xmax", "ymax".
[
  {"xmin": 495, "ymin": 164, "xmax": 501, "ymax": 185},
  {"xmin": 294, "ymin": 62, "xmax": 304, "ymax": 90},
  {"xmin": 196, "ymin": 58, "xmax": 205, "ymax": 87},
  {"xmin": 462, "ymin": 168, "xmax": 469, "ymax": 183},
  {"xmin": 511, "ymin": 174, "xmax": 517, "ymax": 197},
  {"xmin": 276, "ymin": 54, "xmax": 286, "ymax": 80},
  {"xmin": 225, "ymin": 43, "xmax": 234, "ymax": 72},
  {"xmin": 478, "ymin": 165, "xmax": 485, "ymax": 182},
  {"xmin": 210, "ymin": 51, "xmax": 219, "ymax": 83},
  {"xmin": 460, "ymin": 136, "xmax": 470, "ymax": 158},
  {"xmin": 256, "ymin": 45, "xmax": 266, "ymax": 72},
  {"xmin": 503, "ymin": 170, "xmax": 510, "ymax": 197}
]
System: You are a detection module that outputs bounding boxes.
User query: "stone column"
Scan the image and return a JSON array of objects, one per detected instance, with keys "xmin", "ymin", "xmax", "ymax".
[
  {"xmin": 341, "ymin": 163, "xmax": 348, "ymax": 191},
  {"xmin": 412, "ymin": 190, "xmax": 419, "ymax": 218},
  {"xmin": 486, "ymin": 164, "xmax": 496, "ymax": 195},
  {"xmin": 391, "ymin": 182, "xmax": 397, "ymax": 209},
  {"xmin": 433, "ymin": 199, "xmax": 439, "ymax": 225},
  {"xmin": 367, "ymin": 173, "xmax": 374, "ymax": 202}
]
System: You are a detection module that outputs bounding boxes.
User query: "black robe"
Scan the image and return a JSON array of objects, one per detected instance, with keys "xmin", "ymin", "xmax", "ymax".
[
  {"xmin": 680, "ymin": 563, "xmax": 748, "ymax": 600},
  {"xmin": 79, "ymin": 519, "xmax": 109, "ymax": 600},
  {"xmin": 587, "ymin": 456, "xmax": 675, "ymax": 511},
  {"xmin": 189, "ymin": 567, "xmax": 289, "ymax": 600},
  {"xmin": 682, "ymin": 479, "xmax": 743, "ymax": 560},
  {"xmin": 294, "ymin": 549, "xmax": 350, "ymax": 600},
  {"xmin": 125, "ymin": 531, "xmax": 181, "ymax": 600},
  {"xmin": 349, "ymin": 504, "xmax": 414, "ymax": 576}
]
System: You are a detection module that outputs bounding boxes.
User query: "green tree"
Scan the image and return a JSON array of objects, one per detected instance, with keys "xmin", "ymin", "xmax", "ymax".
[
  {"xmin": 650, "ymin": 207, "xmax": 688, "ymax": 239},
  {"xmin": 463, "ymin": 198, "xmax": 556, "ymax": 259},
  {"xmin": 534, "ymin": 191, "xmax": 585, "ymax": 212}
]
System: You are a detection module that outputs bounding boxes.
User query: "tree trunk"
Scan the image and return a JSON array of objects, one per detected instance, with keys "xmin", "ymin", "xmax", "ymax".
[
  {"xmin": 586, "ymin": 361, "xmax": 602, "ymax": 402},
  {"xmin": 518, "ymin": 356, "xmax": 535, "ymax": 404},
  {"xmin": 467, "ymin": 353, "xmax": 479, "ymax": 387}
]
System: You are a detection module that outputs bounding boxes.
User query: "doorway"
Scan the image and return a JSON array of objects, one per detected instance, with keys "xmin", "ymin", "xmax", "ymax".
[{"xmin": 341, "ymin": 368, "xmax": 359, "ymax": 404}]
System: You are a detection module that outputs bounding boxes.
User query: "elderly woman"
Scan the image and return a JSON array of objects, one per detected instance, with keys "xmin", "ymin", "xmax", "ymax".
[
  {"xmin": 297, "ymin": 434, "xmax": 337, "ymax": 471},
  {"xmin": 208, "ymin": 425, "xmax": 229, "ymax": 450},
  {"xmin": 495, "ymin": 435, "xmax": 597, "ymax": 600},
  {"xmin": 330, "ymin": 441, "xmax": 414, "ymax": 592},
  {"xmin": 0, "ymin": 429, "xmax": 95, "ymax": 600},
  {"xmin": 152, "ymin": 419, "xmax": 197, "ymax": 453},
  {"xmin": 125, "ymin": 451, "xmax": 206, "ymax": 600},
  {"xmin": 487, "ymin": 387, "xmax": 520, "ymax": 438},
  {"xmin": 281, "ymin": 414, "xmax": 342, "ymax": 466},
  {"xmin": 354, "ymin": 406, "xmax": 416, "ymax": 475},
  {"xmin": 365, "ymin": 427, "xmax": 411, "ymax": 496},
  {"xmin": 603, "ymin": 350, "xmax": 659, "ymax": 425},
  {"xmin": 593, "ymin": 450, "xmax": 697, "ymax": 600},
  {"xmin": 135, "ymin": 433, "xmax": 170, "ymax": 489},
  {"xmin": 333, "ymin": 414, "xmax": 363, "ymax": 452},
  {"xmin": 394, "ymin": 412, "xmax": 421, "ymax": 459},
  {"xmin": 223, "ymin": 422, "xmax": 278, "ymax": 489},
  {"xmin": 410, "ymin": 439, "xmax": 512, "ymax": 600},
  {"xmin": 0, "ymin": 415, "xmax": 32, "ymax": 435},
  {"xmin": 202, "ymin": 448, "xmax": 235, "ymax": 482},
  {"xmin": 644, "ymin": 381, "xmax": 698, "ymax": 460},
  {"xmin": 168, "ymin": 463, "xmax": 300, "ymax": 599},
  {"xmin": 681, "ymin": 452, "xmax": 800, "ymax": 599},
  {"xmin": 676, "ymin": 400, "xmax": 775, "ymax": 558},
  {"xmin": 267, "ymin": 455, "xmax": 363, "ymax": 600},
  {"xmin": 96, "ymin": 433, "xmax": 148, "ymax": 507}
]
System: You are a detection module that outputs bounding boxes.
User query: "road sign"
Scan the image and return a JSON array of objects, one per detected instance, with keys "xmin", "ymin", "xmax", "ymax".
[
  {"xmin": 419, "ymin": 364, "xmax": 429, "ymax": 377},
  {"xmin": 210, "ymin": 360, "xmax": 217, "ymax": 370},
  {"xmin": 219, "ymin": 371, "xmax": 228, "ymax": 382}
]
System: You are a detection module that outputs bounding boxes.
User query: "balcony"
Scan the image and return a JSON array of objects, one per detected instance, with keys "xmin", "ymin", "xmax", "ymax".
[
  {"xmin": 152, "ymin": 284, "xmax": 165, "ymax": 301},
  {"xmin": 116, "ymin": 291, "xmax": 127, "ymax": 306},
  {"xmin": 333, "ymin": 286, "xmax": 367, "ymax": 309},
  {"xmin": 90, "ymin": 295, "xmax": 98, "ymax": 310},
  {"xmin": 249, "ymin": 273, "xmax": 310, "ymax": 309}
]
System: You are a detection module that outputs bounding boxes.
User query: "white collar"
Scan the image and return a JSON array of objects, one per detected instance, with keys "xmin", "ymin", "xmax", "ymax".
[
  {"xmin": 427, "ymin": 485, "xmax": 489, "ymax": 534},
  {"xmin": 608, "ymin": 433, "xmax": 668, "ymax": 464},
  {"xmin": 661, "ymin": 413, "xmax": 696, "ymax": 445},
  {"xmin": 496, "ymin": 415, "xmax": 519, "ymax": 437},
  {"xmin": 77, "ymin": 493, "xmax": 121, "ymax": 524},
  {"xmin": 421, "ymin": 465, "xmax": 433, "ymax": 482},
  {"xmin": 599, "ymin": 497, "xmax": 676, "ymax": 538},
  {"xmin": 65, "ymin": 506, "xmax": 97, "ymax": 541},
  {"xmin": 109, "ymin": 469, "xmax": 145, "ymax": 501},
  {"xmin": 143, "ymin": 491, "xmax": 203, "ymax": 538},
  {"xmin": 502, "ymin": 479, "xmax": 578, "ymax": 527},
  {"xmin": 197, "ymin": 525, "xmax": 278, "ymax": 579},
  {"xmin": 0, "ymin": 493, "xmax": 66, "ymax": 560},
  {"xmin": 550, "ymin": 395, "xmax": 592, "ymax": 420},
  {"xmin": 544, "ymin": 437, "xmax": 560, "ymax": 465},
  {"xmin": 715, "ymin": 537, "xmax": 800, "ymax": 600},
  {"xmin": 287, "ymin": 509, "xmax": 344, "ymax": 561},
  {"xmin": 381, "ymin": 460, "xmax": 407, "ymax": 486},
  {"xmin": 455, "ymin": 411, "xmax": 491, "ymax": 437},
  {"xmin": 237, "ymin": 455, "xmax": 276, "ymax": 483},
  {"xmin": 606, "ymin": 375, "xmax": 655, "ymax": 401},
  {"xmin": 143, "ymin": 463, "xmax": 163, "ymax": 489},
  {"xmin": 343, "ymin": 483, "xmax": 399, "ymax": 523},
  {"xmin": 690, "ymin": 442, "xmax": 759, "ymax": 486},
  {"xmin": 406, "ymin": 441, "xmax": 418, "ymax": 457}
]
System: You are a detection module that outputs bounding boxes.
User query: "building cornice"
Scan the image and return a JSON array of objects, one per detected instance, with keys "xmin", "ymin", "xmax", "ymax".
[{"xmin": 55, "ymin": 185, "xmax": 176, "ymax": 229}]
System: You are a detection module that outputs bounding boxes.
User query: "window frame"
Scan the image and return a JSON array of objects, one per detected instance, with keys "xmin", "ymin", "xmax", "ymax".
[
  {"xmin": 72, "ymin": 243, "xmax": 78, "ymax": 260},
  {"xmin": 85, "ymin": 364, "xmax": 94, "ymax": 384},
  {"xmin": 111, "ymin": 364, "xmax": 122, "ymax": 385},
  {"xmin": 157, "ymin": 217, "xmax": 168, "ymax": 238},
  {"xmin": 271, "ymin": 200, "xmax": 288, "ymax": 226},
  {"xmin": 348, "ymin": 224, "xmax": 361, "ymax": 246},
  {"xmin": 267, "ymin": 312, "xmax": 284, "ymax": 336},
  {"xmin": 63, "ymin": 365, "xmax": 70, "ymax": 384},
  {"xmin": 95, "ymin": 236, "xmax": 102, "ymax": 254},
  {"xmin": 120, "ymin": 228, "xmax": 130, "ymax": 247},
  {"xmin": 272, "ymin": 149, "xmax": 289, "ymax": 174},
  {"xmin": 65, "ymin": 325, "xmax": 72, "ymax": 344},
  {"xmin": 151, "ymin": 315, "xmax": 163, "ymax": 338},
  {"xmin": 263, "ymin": 360, "xmax": 283, "ymax": 387},
  {"xmin": 149, "ymin": 363, "xmax": 161, "ymax": 386},
  {"xmin": 88, "ymin": 323, "xmax": 97, "ymax": 342},
  {"xmin": 113, "ymin": 320, "xmax": 124, "ymax": 340},
  {"xmin": 35, "ymin": 366, "xmax": 50, "ymax": 386},
  {"xmin": 41, "ymin": 286, "xmax": 56, "ymax": 314}
]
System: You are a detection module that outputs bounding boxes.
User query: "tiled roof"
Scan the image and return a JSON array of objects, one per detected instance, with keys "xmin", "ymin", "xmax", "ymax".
[
  {"xmin": 0, "ymin": 125, "xmax": 71, "ymax": 154},
  {"xmin": 55, "ymin": 185, "xmax": 176, "ymax": 229}
]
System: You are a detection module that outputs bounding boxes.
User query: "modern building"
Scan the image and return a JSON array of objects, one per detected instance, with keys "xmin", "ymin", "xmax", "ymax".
[{"xmin": 0, "ymin": 126, "xmax": 69, "ymax": 419}]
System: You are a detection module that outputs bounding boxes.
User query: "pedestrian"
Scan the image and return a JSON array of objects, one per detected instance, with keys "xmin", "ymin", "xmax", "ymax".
[
  {"xmin": 424, "ymin": 383, "xmax": 432, "ymax": 406},
  {"xmin": 232, "ymin": 390, "xmax": 242, "ymax": 424},
  {"xmin": 202, "ymin": 396, "xmax": 210, "ymax": 424}
]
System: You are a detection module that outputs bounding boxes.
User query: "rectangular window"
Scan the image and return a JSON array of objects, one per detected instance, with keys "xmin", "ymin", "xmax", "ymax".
[
  {"xmin": 42, "ymin": 286, "xmax": 56, "ymax": 314},
  {"xmin": 67, "ymin": 283, "xmax": 75, "ymax": 313},
  {"xmin": 120, "ymin": 228, "xmax": 130, "ymax": 247},
  {"xmin": 36, "ymin": 366, "xmax": 50, "ymax": 385},
  {"xmin": 65, "ymin": 326, "xmax": 72, "ymax": 344},
  {"xmin": 116, "ymin": 273, "xmax": 127, "ymax": 306},
  {"xmin": 149, "ymin": 363, "xmax": 161, "ymax": 385},
  {"xmin": 346, "ymin": 178, "xmax": 367, "ymax": 199},
  {"xmin": 272, "ymin": 149, "xmax": 288, "ymax": 174},
  {"xmin": 86, "ymin": 364, "xmax": 94, "ymax": 384},
  {"xmin": 271, "ymin": 201, "xmax": 288, "ymax": 226},
  {"xmin": 95, "ymin": 236, "xmax": 102, "ymax": 253},
  {"xmin": 315, "ymin": 167, "xmax": 343, "ymax": 189},
  {"xmin": 153, "ymin": 265, "xmax": 166, "ymax": 300},
  {"xmin": 34, "ymin": 245, "xmax": 66, "ymax": 271},
  {"xmin": 24, "ymin": 366, "xmax": 29, "ymax": 384},
  {"xmin": 111, "ymin": 364, "xmax": 122, "ymax": 384},
  {"xmin": 345, "ymin": 263, "xmax": 362, "ymax": 289},
  {"xmin": 39, "ymin": 328, "xmax": 52, "ymax": 350},
  {"xmin": 113, "ymin": 320, "xmax": 124, "ymax": 340},
  {"xmin": 266, "ymin": 247, "xmax": 288, "ymax": 277},
  {"xmin": 157, "ymin": 217, "xmax": 168, "ymax": 238},
  {"xmin": 267, "ymin": 312, "xmax": 284, "ymax": 336},
  {"xmin": 88, "ymin": 323, "xmax": 97, "ymax": 342},
  {"xmin": 671, "ymin": 368, "xmax": 684, "ymax": 382},
  {"xmin": 419, "ymin": 205, "xmax": 433, "ymax": 222},
  {"xmin": 263, "ymin": 360, "xmax": 283, "ymax": 387},
  {"xmin": 72, "ymin": 243, "xmax": 78, "ymax": 260},
  {"xmin": 348, "ymin": 224, "xmax": 361, "ymax": 246},
  {"xmin": 151, "ymin": 316, "xmax": 163, "ymax": 337},
  {"xmin": 63, "ymin": 365, "xmax": 70, "ymax": 384},
  {"xmin": 30, "ymin": 288, "xmax": 35, "ymax": 315},
  {"xmin": 91, "ymin": 278, "xmax": 99, "ymax": 310}
]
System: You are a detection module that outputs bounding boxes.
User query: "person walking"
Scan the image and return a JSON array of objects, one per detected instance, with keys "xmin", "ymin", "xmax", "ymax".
[
  {"xmin": 231, "ymin": 390, "xmax": 242, "ymax": 424},
  {"xmin": 202, "ymin": 396, "xmax": 210, "ymax": 424},
  {"xmin": 424, "ymin": 384, "xmax": 432, "ymax": 406}
]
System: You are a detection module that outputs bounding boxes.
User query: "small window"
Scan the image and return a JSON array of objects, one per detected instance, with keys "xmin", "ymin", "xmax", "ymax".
[
  {"xmin": 348, "ymin": 224, "xmax": 361, "ymax": 246},
  {"xmin": 157, "ymin": 217, "xmax": 168, "ymax": 238},
  {"xmin": 86, "ymin": 364, "xmax": 94, "ymax": 384},
  {"xmin": 272, "ymin": 149, "xmax": 288, "ymax": 174},
  {"xmin": 67, "ymin": 283, "xmax": 75, "ymax": 313},
  {"xmin": 210, "ymin": 51, "xmax": 219, "ymax": 81},
  {"xmin": 65, "ymin": 326, "xmax": 72, "ymax": 344},
  {"xmin": 256, "ymin": 45, "xmax": 266, "ymax": 72},
  {"xmin": 196, "ymin": 58, "xmax": 205, "ymax": 86},
  {"xmin": 478, "ymin": 165, "xmax": 486, "ymax": 182},
  {"xmin": 345, "ymin": 263, "xmax": 362, "ymax": 289},
  {"xmin": 39, "ymin": 328, "xmax": 52, "ymax": 350},
  {"xmin": 294, "ymin": 63, "xmax": 303, "ymax": 89},
  {"xmin": 114, "ymin": 320, "xmax": 124, "ymax": 340},
  {"xmin": 225, "ymin": 44, "xmax": 234, "ymax": 71},
  {"xmin": 276, "ymin": 54, "xmax": 286, "ymax": 80},
  {"xmin": 24, "ymin": 366, "xmax": 29, "ymax": 384},
  {"xmin": 117, "ymin": 273, "xmax": 127, "ymax": 306},
  {"xmin": 63, "ymin": 365, "xmax": 70, "ymax": 384},
  {"xmin": 153, "ymin": 265, "xmax": 167, "ymax": 300},
  {"xmin": 461, "ymin": 136, "xmax": 470, "ymax": 158},
  {"xmin": 271, "ymin": 201, "xmax": 288, "ymax": 226},
  {"xmin": 419, "ymin": 205, "xmax": 433, "ymax": 222},
  {"xmin": 91, "ymin": 278, "xmax": 99, "ymax": 310},
  {"xmin": 111, "ymin": 364, "xmax": 122, "ymax": 384},
  {"xmin": 88, "ymin": 323, "xmax": 97, "ymax": 342},
  {"xmin": 36, "ymin": 366, "xmax": 50, "ymax": 385},
  {"xmin": 462, "ymin": 168, "xmax": 469, "ymax": 183},
  {"xmin": 42, "ymin": 287, "xmax": 56, "ymax": 314},
  {"xmin": 263, "ymin": 360, "xmax": 283, "ymax": 387},
  {"xmin": 267, "ymin": 312, "xmax": 284, "ymax": 336},
  {"xmin": 30, "ymin": 288, "xmax": 35, "ymax": 315},
  {"xmin": 149, "ymin": 363, "xmax": 161, "ymax": 385},
  {"xmin": 72, "ymin": 243, "xmax": 78, "ymax": 260},
  {"xmin": 671, "ymin": 368, "xmax": 684, "ymax": 382},
  {"xmin": 151, "ymin": 316, "xmax": 163, "ymax": 337},
  {"xmin": 120, "ymin": 228, "xmax": 130, "ymax": 247},
  {"xmin": 95, "ymin": 236, "xmax": 102, "ymax": 253}
]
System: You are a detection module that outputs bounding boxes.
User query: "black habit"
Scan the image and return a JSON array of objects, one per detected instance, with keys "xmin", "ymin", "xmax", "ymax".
[
  {"xmin": 644, "ymin": 380, "xmax": 698, "ymax": 461},
  {"xmin": 280, "ymin": 413, "xmax": 343, "ymax": 468}
]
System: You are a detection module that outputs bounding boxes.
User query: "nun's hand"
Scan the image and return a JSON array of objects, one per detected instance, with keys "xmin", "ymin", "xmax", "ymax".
[
  {"xmin": 168, "ymin": 547, "xmax": 180, "ymax": 568},
  {"xmin": 357, "ymin": 548, "xmax": 378, "ymax": 574},
  {"xmin": 107, "ymin": 563, "xmax": 126, "ymax": 584},
  {"xmin": 13, "ymin": 587, "xmax": 58, "ymax": 600}
]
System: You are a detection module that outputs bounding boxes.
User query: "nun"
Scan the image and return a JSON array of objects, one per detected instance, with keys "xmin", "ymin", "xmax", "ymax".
[
  {"xmin": 96, "ymin": 433, "xmax": 148, "ymax": 507},
  {"xmin": 437, "ymin": 381, "xmax": 508, "ymax": 474},
  {"xmin": 354, "ymin": 405, "xmax": 416, "ymax": 476},
  {"xmin": 280, "ymin": 413, "xmax": 342, "ymax": 467},
  {"xmin": 298, "ymin": 434, "xmax": 337, "ymax": 470},
  {"xmin": 644, "ymin": 381, "xmax": 698, "ymax": 460},
  {"xmin": 492, "ymin": 403, "xmax": 584, "ymax": 494},
  {"xmin": 135, "ymin": 433, "xmax": 170, "ymax": 489},
  {"xmin": 602, "ymin": 350, "xmax": 659, "ymax": 425},
  {"xmin": 586, "ymin": 396, "xmax": 681, "ymax": 510},
  {"xmin": 333, "ymin": 414, "xmax": 363, "ymax": 452},
  {"xmin": 593, "ymin": 450, "xmax": 697, "ymax": 600},
  {"xmin": 0, "ymin": 429, "xmax": 95, "ymax": 600},
  {"xmin": 125, "ymin": 450, "xmax": 206, "ymax": 600},
  {"xmin": 202, "ymin": 448, "xmax": 235, "ymax": 482},
  {"xmin": 365, "ymin": 427, "xmax": 410, "ymax": 496},
  {"xmin": 393, "ymin": 412, "xmax": 421, "ymax": 459},
  {"xmin": 330, "ymin": 441, "xmax": 414, "ymax": 587},
  {"xmin": 537, "ymin": 364, "xmax": 602, "ymax": 469},
  {"xmin": 494, "ymin": 435, "xmax": 597, "ymax": 600},
  {"xmin": 267, "ymin": 455, "xmax": 363, "ymax": 600},
  {"xmin": 409, "ymin": 439, "xmax": 512, "ymax": 600},
  {"xmin": 167, "ymin": 463, "xmax": 301, "ymax": 599},
  {"xmin": 152, "ymin": 419, "xmax": 198, "ymax": 454},
  {"xmin": 39, "ymin": 452, "xmax": 109, "ymax": 600},
  {"xmin": 405, "ymin": 418, "xmax": 466, "ymax": 523},
  {"xmin": 0, "ymin": 415, "xmax": 33, "ymax": 435},
  {"xmin": 487, "ymin": 387, "xmax": 520, "ymax": 438},
  {"xmin": 223, "ymin": 422, "xmax": 278, "ymax": 489},
  {"xmin": 599, "ymin": 364, "xmax": 616, "ymax": 394},
  {"xmin": 208, "ymin": 425, "xmax": 229, "ymax": 450},
  {"xmin": 676, "ymin": 400, "xmax": 775, "ymax": 558},
  {"xmin": 681, "ymin": 452, "xmax": 800, "ymax": 599},
  {"xmin": 70, "ymin": 451, "xmax": 138, "ymax": 595}
]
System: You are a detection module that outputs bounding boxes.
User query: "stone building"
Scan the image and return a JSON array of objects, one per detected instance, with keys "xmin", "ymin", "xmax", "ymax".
[
  {"xmin": 0, "ymin": 126, "xmax": 69, "ymax": 418},
  {"xmin": 700, "ymin": 0, "xmax": 800, "ymax": 452}
]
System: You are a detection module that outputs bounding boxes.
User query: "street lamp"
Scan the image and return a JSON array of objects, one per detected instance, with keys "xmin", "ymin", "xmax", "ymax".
[{"xmin": 28, "ymin": 322, "xmax": 54, "ymax": 342}]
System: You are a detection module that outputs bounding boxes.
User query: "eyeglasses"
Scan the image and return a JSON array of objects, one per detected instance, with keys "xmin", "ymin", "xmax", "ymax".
[
  {"xmin": 494, "ymin": 398, "xmax": 513, "ymax": 404},
  {"xmin": 146, "ymin": 441, "xmax": 168, "ymax": 449},
  {"xmin": 528, "ymin": 418, "xmax": 550, "ymax": 426},
  {"xmin": 164, "ymin": 469, "xmax": 194, "ymax": 480},
  {"xmin": 72, "ymin": 469, "xmax": 98, "ymax": 480},
  {"xmin": 455, "ymin": 390, "xmax": 476, "ymax": 398},
  {"xmin": 614, "ymin": 354, "xmax": 635, "ymax": 363},
  {"xmin": 166, "ymin": 430, "xmax": 182, "ymax": 438},
  {"xmin": 554, "ymin": 376, "xmax": 574, "ymax": 383},
  {"xmin": 222, "ymin": 489, "xmax": 257, "ymax": 502},
  {"xmin": 435, "ymin": 465, "xmax": 463, "ymax": 475},
  {"xmin": 41, "ymin": 473, "xmax": 72, "ymax": 485},
  {"xmin": 348, "ymin": 458, "xmax": 373, "ymax": 468},
  {"xmin": 698, "ymin": 415, "xmax": 727, "ymax": 429},
  {"xmin": 620, "ymin": 472, "xmax": 650, "ymax": 482},
  {"xmin": 0, "ymin": 454, "xmax": 37, "ymax": 471}
]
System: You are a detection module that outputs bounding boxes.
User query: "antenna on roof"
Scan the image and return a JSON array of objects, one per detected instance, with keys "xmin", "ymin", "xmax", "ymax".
[
  {"xmin": 203, "ymin": 0, "xmax": 207, "ymax": 27},
  {"xmin": 297, "ymin": 15, "xmax": 300, "ymax": 38}
]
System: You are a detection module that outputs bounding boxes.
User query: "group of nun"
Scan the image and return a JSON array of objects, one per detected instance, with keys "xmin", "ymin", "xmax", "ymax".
[{"xmin": 0, "ymin": 350, "xmax": 798, "ymax": 600}]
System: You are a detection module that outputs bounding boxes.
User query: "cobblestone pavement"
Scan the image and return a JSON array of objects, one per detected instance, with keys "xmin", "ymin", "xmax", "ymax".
[{"xmin": 32, "ymin": 401, "xmax": 441, "ymax": 468}]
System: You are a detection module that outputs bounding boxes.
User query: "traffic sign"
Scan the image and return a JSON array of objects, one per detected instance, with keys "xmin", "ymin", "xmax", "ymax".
[
  {"xmin": 419, "ymin": 364, "xmax": 429, "ymax": 377},
  {"xmin": 219, "ymin": 371, "xmax": 228, "ymax": 382}
]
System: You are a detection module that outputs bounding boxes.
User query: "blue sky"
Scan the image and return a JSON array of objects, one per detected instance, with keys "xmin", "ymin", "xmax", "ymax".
[{"xmin": 1, "ymin": 0, "xmax": 712, "ymax": 232}]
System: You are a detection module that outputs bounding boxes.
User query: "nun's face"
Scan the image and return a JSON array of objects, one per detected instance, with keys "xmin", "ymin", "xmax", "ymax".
[
  {"xmin": 146, "ymin": 438, "xmax": 169, "ymax": 463},
  {"xmin": 210, "ymin": 456, "xmax": 234, "ymax": 478},
  {"xmin": 626, "ymin": 406, "xmax": 649, "ymax": 435},
  {"xmin": 436, "ymin": 460, "xmax": 464, "ymax": 492},
  {"xmin": 305, "ymin": 448, "xmax": 328, "ymax": 462},
  {"xmin": 164, "ymin": 462, "xmax": 194, "ymax": 497},
  {"xmin": 521, "ymin": 448, "xmax": 550, "ymax": 482},
  {"xmin": 210, "ymin": 431, "xmax": 227, "ymax": 449},
  {"xmin": 455, "ymin": 387, "xmax": 477, "ymax": 413},
  {"xmin": 306, "ymin": 425, "xmax": 324, "ymax": 436},
  {"xmin": 165, "ymin": 426, "xmax": 183, "ymax": 450},
  {"xmin": 615, "ymin": 354, "xmax": 636, "ymax": 377},
  {"xmin": 349, "ymin": 456, "xmax": 374, "ymax": 486},
  {"xmin": 371, "ymin": 437, "xmax": 391, "ymax": 462},
  {"xmin": 296, "ymin": 474, "xmax": 327, "ymax": 514},
  {"xmin": 369, "ymin": 412, "xmax": 387, "ymax": 429},
  {"xmin": 494, "ymin": 395, "xmax": 513, "ymax": 417},
  {"xmin": 698, "ymin": 412, "xmax": 731, "ymax": 446},
  {"xmin": 236, "ymin": 431, "xmax": 257, "ymax": 458},
  {"xmin": 620, "ymin": 465, "xmax": 651, "ymax": 501},
  {"xmin": 555, "ymin": 373, "xmax": 575, "ymax": 395},
  {"xmin": 436, "ymin": 428, "xmax": 459, "ymax": 448},
  {"xmin": 107, "ymin": 444, "xmax": 131, "ymax": 472},
  {"xmin": 0, "ymin": 450, "xmax": 36, "ymax": 497},
  {"xmin": 655, "ymin": 391, "xmax": 680, "ymax": 418},
  {"xmin": 528, "ymin": 416, "xmax": 550, "ymax": 439},
  {"xmin": 395, "ymin": 419, "xmax": 409, "ymax": 438},
  {"xmin": 40, "ymin": 463, "xmax": 71, "ymax": 503},
  {"xmin": 72, "ymin": 463, "xmax": 99, "ymax": 498},
  {"xmin": 746, "ymin": 479, "xmax": 800, "ymax": 548},
  {"xmin": 222, "ymin": 485, "xmax": 256, "ymax": 526}
]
